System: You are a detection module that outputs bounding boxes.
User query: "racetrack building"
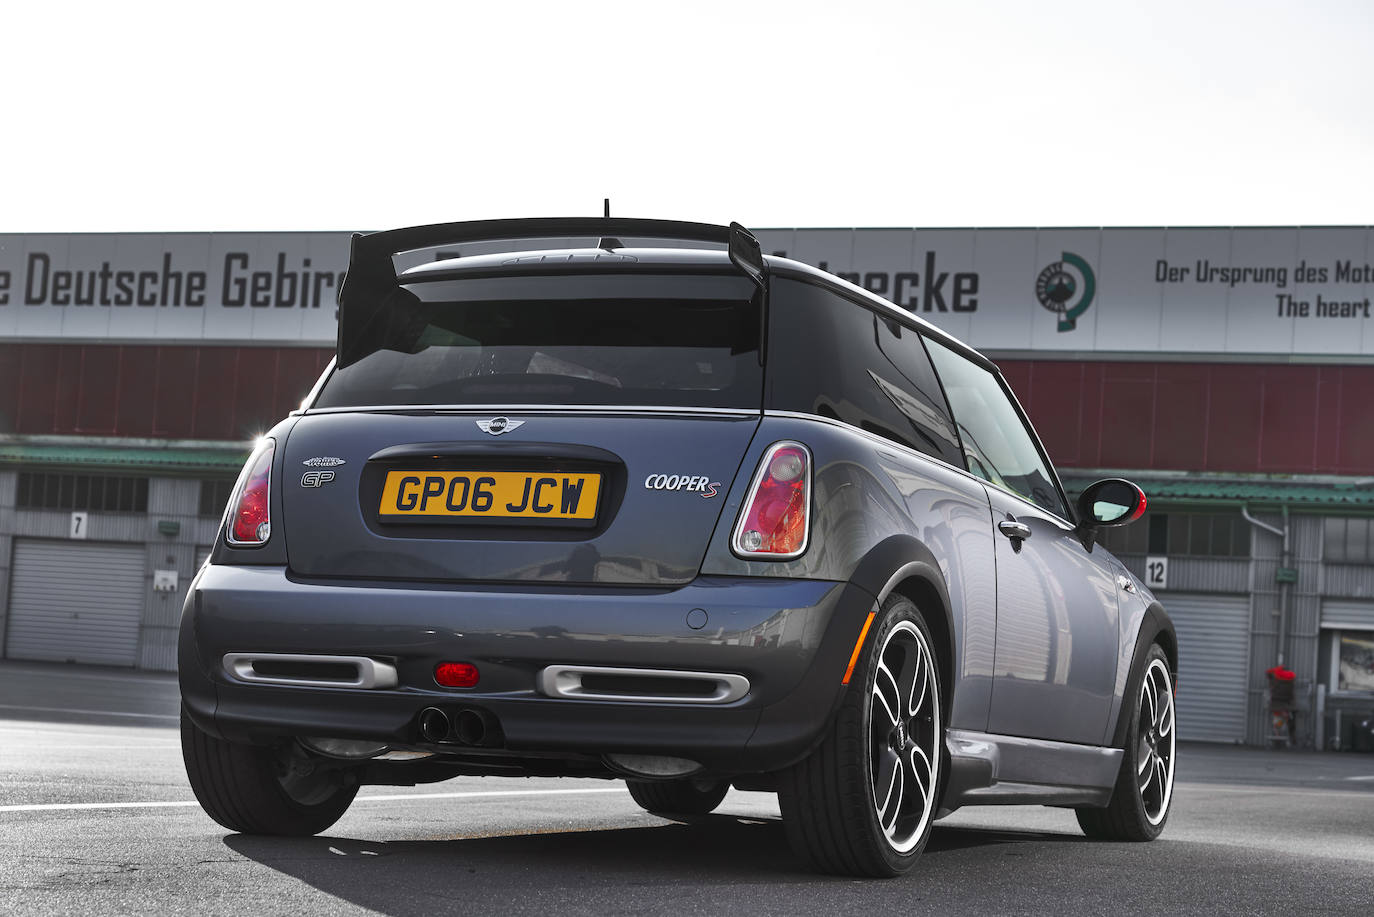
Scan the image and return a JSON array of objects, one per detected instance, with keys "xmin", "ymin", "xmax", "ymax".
[{"xmin": 1, "ymin": 226, "xmax": 1371, "ymax": 750}]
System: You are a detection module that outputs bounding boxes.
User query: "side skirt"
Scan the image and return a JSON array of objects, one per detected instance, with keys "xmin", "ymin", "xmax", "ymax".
[{"xmin": 939, "ymin": 729, "xmax": 1122, "ymax": 813}]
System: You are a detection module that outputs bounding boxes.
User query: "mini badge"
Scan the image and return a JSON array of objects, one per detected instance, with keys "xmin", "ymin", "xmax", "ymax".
[
  {"xmin": 476, "ymin": 417, "xmax": 525, "ymax": 436},
  {"xmin": 302, "ymin": 457, "xmax": 347, "ymax": 467}
]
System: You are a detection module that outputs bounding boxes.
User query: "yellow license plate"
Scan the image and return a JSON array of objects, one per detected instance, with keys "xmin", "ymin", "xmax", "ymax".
[{"xmin": 378, "ymin": 470, "xmax": 602, "ymax": 521}]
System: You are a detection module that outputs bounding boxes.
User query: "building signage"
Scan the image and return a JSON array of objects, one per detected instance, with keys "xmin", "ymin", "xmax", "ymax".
[
  {"xmin": 2, "ymin": 228, "xmax": 1371, "ymax": 355},
  {"xmin": 753, "ymin": 227, "xmax": 1374, "ymax": 357},
  {"xmin": 0, "ymin": 233, "xmax": 353, "ymax": 345}
]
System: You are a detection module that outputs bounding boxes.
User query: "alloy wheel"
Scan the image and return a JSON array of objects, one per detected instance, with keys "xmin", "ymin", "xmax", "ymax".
[
  {"xmin": 869, "ymin": 620, "xmax": 941, "ymax": 853},
  {"xmin": 1136, "ymin": 657, "xmax": 1176, "ymax": 825}
]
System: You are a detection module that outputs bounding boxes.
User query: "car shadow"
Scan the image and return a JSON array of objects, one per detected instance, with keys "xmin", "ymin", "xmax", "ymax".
[{"xmin": 224, "ymin": 815, "xmax": 1079, "ymax": 916}]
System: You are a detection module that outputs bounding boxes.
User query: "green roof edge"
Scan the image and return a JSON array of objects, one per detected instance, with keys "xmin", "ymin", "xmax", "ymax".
[
  {"xmin": 0, "ymin": 443, "xmax": 248, "ymax": 475},
  {"xmin": 1060, "ymin": 472, "xmax": 1374, "ymax": 510}
]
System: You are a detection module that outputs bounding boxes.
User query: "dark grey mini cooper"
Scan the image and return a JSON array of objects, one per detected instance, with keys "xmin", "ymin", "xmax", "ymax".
[{"xmin": 180, "ymin": 218, "xmax": 1177, "ymax": 877}]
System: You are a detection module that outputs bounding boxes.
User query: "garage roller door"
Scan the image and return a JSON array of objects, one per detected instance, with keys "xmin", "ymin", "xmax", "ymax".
[
  {"xmin": 1322, "ymin": 599, "xmax": 1374, "ymax": 630},
  {"xmin": 5, "ymin": 540, "xmax": 145, "ymax": 667},
  {"xmin": 1167, "ymin": 592, "xmax": 1251, "ymax": 743}
]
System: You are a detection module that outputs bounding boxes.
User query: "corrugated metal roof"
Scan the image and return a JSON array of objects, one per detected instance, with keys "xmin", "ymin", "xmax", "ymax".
[
  {"xmin": 0, "ymin": 442, "xmax": 248, "ymax": 474},
  {"xmin": 1061, "ymin": 473, "xmax": 1374, "ymax": 509}
]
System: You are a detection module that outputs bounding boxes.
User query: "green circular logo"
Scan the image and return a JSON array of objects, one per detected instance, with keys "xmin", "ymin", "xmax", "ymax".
[
  {"xmin": 1036, "ymin": 265, "xmax": 1077, "ymax": 309},
  {"xmin": 1034, "ymin": 252, "xmax": 1096, "ymax": 332}
]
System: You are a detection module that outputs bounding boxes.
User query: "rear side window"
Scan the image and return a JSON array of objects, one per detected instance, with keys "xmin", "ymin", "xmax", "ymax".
[
  {"xmin": 925, "ymin": 338, "xmax": 1067, "ymax": 517},
  {"xmin": 766, "ymin": 278, "xmax": 962, "ymax": 466},
  {"xmin": 316, "ymin": 274, "xmax": 762, "ymax": 409}
]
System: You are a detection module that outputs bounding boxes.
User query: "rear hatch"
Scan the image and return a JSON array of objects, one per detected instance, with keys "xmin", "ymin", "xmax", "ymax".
[{"xmin": 281, "ymin": 262, "xmax": 763, "ymax": 586}]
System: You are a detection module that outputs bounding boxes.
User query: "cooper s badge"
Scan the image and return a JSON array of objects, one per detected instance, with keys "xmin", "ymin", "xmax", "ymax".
[{"xmin": 644, "ymin": 473, "xmax": 721, "ymax": 498}]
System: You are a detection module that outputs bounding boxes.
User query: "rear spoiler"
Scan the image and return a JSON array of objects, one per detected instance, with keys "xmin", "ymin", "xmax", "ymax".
[{"xmin": 335, "ymin": 217, "xmax": 766, "ymax": 368}]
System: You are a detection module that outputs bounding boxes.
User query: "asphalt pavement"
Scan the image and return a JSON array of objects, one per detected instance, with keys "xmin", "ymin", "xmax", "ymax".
[{"xmin": 1, "ymin": 659, "xmax": 1372, "ymax": 916}]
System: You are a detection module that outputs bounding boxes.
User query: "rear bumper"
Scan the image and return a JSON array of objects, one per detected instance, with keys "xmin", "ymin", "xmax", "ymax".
[{"xmin": 179, "ymin": 565, "xmax": 877, "ymax": 774}]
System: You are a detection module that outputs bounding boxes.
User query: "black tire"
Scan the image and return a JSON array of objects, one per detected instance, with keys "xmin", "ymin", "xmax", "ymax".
[
  {"xmin": 1077, "ymin": 644, "xmax": 1176, "ymax": 841},
  {"xmin": 778, "ymin": 594, "xmax": 944, "ymax": 877},
  {"xmin": 626, "ymin": 777, "xmax": 730, "ymax": 816},
  {"xmin": 181, "ymin": 708, "xmax": 359, "ymax": 836}
]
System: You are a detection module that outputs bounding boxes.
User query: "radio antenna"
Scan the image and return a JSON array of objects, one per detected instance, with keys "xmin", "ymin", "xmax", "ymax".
[{"xmin": 603, "ymin": 198, "xmax": 611, "ymax": 218}]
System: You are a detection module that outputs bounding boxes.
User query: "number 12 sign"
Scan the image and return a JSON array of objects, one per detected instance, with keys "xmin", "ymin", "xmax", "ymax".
[{"xmin": 1144, "ymin": 556, "xmax": 1168, "ymax": 590}]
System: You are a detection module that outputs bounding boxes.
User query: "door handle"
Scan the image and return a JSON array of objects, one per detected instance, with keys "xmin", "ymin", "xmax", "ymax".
[{"xmin": 998, "ymin": 519, "xmax": 1032, "ymax": 541}]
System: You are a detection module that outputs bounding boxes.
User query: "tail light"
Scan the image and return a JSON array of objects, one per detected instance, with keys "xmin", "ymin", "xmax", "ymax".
[
  {"xmin": 732, "ymin": 441, "xmax": 811, "ymax": 559},
  {"xmin": 225, "ymin": 438, "xmax": 275, "ymax": 547}
]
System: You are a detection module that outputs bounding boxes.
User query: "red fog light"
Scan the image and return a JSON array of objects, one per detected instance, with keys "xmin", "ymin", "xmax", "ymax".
[{"xmin": 434, "ymin": 662, "xmax": 480, "ymax": 688}]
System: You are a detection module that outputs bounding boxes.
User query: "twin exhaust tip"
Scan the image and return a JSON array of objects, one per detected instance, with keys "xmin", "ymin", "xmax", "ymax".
[{"xmin": 418, "ymin": 706, "xmax": 499, "ymax": 747}]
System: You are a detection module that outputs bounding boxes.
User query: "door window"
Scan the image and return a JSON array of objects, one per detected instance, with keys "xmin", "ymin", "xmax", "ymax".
[
  {"xmin": 767, "ymin": 279, "xmax": 962, "ymax": 466},
  {"xmin": 925, "ymin": 338, "xmax": 1067, "ymax": 517}
]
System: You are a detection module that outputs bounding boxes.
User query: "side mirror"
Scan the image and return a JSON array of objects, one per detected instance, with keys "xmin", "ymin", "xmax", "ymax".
[{"xmin": 1077, "ymin": 478, "xmax": 1147, "ymax": 528}]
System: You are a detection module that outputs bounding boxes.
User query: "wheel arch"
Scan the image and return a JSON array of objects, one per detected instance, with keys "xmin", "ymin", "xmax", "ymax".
[
  {"xmin": 1109, "ymin": 601, "xmax": 1178, "ymax": 750},
  {"xmin": 846, "ymin": 535, "xmax": 957, "ymax": 717}
]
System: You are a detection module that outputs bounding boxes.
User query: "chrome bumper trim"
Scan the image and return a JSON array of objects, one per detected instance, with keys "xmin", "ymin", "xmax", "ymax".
[
  {"xmin": 537, "ymin": 664, "xmax": 749, "ymax": 704},
  {"xmin": 221, "ymin": 653, "xmax": 399, "ymax": 689}
]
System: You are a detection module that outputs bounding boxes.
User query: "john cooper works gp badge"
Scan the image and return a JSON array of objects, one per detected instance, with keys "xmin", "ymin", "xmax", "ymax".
[{"xmin": 1035, "ymin": 252, "xmax": 1096, "ymax": 332}]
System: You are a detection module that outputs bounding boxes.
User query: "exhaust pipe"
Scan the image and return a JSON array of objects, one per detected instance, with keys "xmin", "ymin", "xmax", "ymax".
[
  {"xmin": 453, "ymin": 710, "xmax": 487, "ymax": 746},
  {"xmin": 417, "ymin": 705, "xmax": 503, "ymax": 747},
  {"xmin": 418, "ymin": 706, "xmax": 451, "ymax": 743}
]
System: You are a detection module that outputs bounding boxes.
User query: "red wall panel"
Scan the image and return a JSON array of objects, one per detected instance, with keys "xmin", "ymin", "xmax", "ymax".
[
  {"xmin": 1151, "ymin": 364, "xmax": 1209, "ymax": 470},
  {"xmin": 1, "ymin": 343, "xmax": 1371, "ymax": 477},
  {"xmin": 230, "ymin": 350, "xmax": 280, "ymax": 439},
  {"xmin": 1257, "ymin": 366, "xmax": 1319, "ymax": 472},
  {"xmin": 12, "ymin": 345, "xmax": 56, "ymax": 434},
  {"xmin": 75, "ymin": 346, "xmax": 123, "ymax": 434},
  {"xmin": 152, "ymin": 348, "xmax": 200, "ymax": 438},
  {"xmin": 1020, "ymin": 362, "xmax": 1090, "ymax": 466},
  {"xmin": 0, "ymin": 343, "xmax": 332, "ymax": 444},
  {"xmin": 52, "ymin": 347, "xmax": 83, "ymax": 434},
  {"xmin": 1204, "ymin": 369, "xmax": 1265, "ymax": 471},
  {"xmin": 1334, "ymin": 367, "xmax": 1374, "ymax": 472},
  {"xmin": 190, "ymin": 348, "xmax": 240, "ymax": 440},
  {"xmin": 114, "ymin": 345, "xmax": 158, "ymax": 438},
  {"xmin": 1313, "ymin": 368, "xmax": 1346, "ymax": 475},
  {"xmin": 1098, "ymin": 366, "xmax": 1158, "ymax": 469},
  {"xmin": 1001, "ymin": 359, "xmax": 1374, "ymax": 476},
  {"xmin": 0, "ymin": 347, "xmax": 19, "ymax": 433}
]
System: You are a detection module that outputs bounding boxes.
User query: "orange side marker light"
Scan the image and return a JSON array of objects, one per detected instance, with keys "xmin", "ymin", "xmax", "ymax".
[{"xmin": 842, "ymin": 611, "xmax": 877, "ymax": 684}]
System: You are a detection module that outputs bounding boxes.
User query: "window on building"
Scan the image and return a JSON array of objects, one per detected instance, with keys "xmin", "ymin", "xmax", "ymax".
[
  {"xmin": 1096, "ymin": 511, "xmax": 1249, "ymax": 558},
  {"xmin": 1339, "ymin": 632, "xmax": 1374, "ymax": 692},
  {"xmin": 199, "ymin": 479, "xmax": 237, "ymax": 518},
  {"xmin": 16, "ymin": 472, "xmax": 149, "ymax": 513},
  {"xmin": 1148, "ymin": 514, "xmax": 1168, "ymax": 554},
  {"xmin": 1324, "ymin": 517, "xmax": 1374, "ymax": 564},
  {"xmin": 1329, "ymin": 630, "xmax": 1374, "ymax": 694}
]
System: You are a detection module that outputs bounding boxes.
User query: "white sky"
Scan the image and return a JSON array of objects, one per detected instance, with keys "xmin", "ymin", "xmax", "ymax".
[{"xmin": 1, "ymin": 0, "xmax": 1370, "ymax": 232}]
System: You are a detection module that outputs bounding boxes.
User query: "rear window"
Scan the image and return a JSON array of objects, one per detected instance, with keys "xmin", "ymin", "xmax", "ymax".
[{"xmin": 316, "ymin": 273, "xmax": 762, "ymax": 409}]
